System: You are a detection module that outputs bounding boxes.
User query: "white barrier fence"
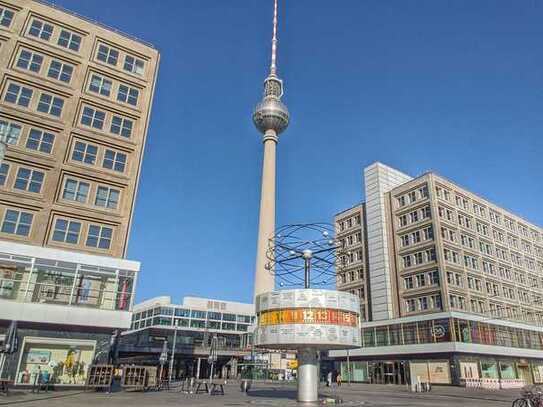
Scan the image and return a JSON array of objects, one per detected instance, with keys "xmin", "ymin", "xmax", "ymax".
[{"xmin": 463, "ymin": 378, "xmax": 526, "ymax": 390}]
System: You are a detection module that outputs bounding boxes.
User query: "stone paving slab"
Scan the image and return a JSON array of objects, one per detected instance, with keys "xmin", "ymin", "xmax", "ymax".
[{"xmin": 0, "ymin": 382, "xmax": 521, "ymax": 406}]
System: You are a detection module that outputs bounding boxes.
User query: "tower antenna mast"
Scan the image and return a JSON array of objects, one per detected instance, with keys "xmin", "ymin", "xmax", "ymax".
[
  {"xmin": 252, "ymin": 0, "xmax": 290, "ymax": 299},
  {"xmin": 270, "ymin": 0, "xmax": 278, "ymax": 76}
]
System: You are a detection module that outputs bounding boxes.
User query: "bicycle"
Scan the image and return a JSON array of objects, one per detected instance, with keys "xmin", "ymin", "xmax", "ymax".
[{"xmin": 512, "ymin": 385, "xmax": 543, "ymax": 407}]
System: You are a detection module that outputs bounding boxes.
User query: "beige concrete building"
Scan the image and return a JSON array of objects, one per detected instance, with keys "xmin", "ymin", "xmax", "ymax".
[
  {"xmin": 332, "ymin": 162, "xmax": 543, "ymax": 387},
  {"xmin": 0, "ymin": 0, "xmax": 159, "ymax": 258},
  {"xmin": 0, "ymin": 0, "xmax": 159, "ymax": 386},
  {"xmin": 335, "ymin": 204, "xmax": 369, "ymax": 321}
]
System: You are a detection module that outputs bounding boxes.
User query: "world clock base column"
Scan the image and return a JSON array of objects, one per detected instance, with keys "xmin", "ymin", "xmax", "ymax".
[{"xmin": 297, "ymin": 347, "xmax": 318, "ymax": 403}]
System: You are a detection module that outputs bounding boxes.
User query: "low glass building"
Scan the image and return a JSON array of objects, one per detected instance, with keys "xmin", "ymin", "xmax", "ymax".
[
  {"xmin": 119, "ymin": 296, "xmax": 255, "ymax": 379},
  {"xmin": 0, "ymin": 240, "xmax": 139, "ymax": 385},
  {"xmin": 331, "ymin": 311, "xmax": 543, "ymax": 385}
]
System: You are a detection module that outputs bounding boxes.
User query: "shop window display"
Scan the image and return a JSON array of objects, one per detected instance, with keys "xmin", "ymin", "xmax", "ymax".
[
  {"xmin": 480, "ymin": 360, "xmax": 498, "ymax": 379},
  {"xmin": 115, "ymin": 276, "xmax": 133, "ymax": 310},
  {"xmin": 499, "ymin": 361, "xmax": 516, "ymax": 379},
  {"xmin": 432, "ymin": 319, "xmax": 450, "ymax": 342},
  {"xmin": 32, "ymin": 270, "xmax": 74, "ymax": 304},
  {"xmin": 0, "ymin": 265, "xmax": 24, "ymax": 300},
  {"xmin": 17, "ymin": 339, "xmax": 95, "ymax": 385},
  {"xmin": 460, "ymin": 361, "xmax": 480, "ymax": 379},
  {"xmin": 75, "ymin": 272, "xmax": 114, "ymax": 308},
  {"xmin": 402, "ymin": 323, "xmax": 418, "ymax": 345},
  {"xmin": 340, "ymin": 361, "xmax": 368, "ymax": 382},
  {"xmin": 363, "ymin": 328, "xmax": 374, "ymax": 347},
  {"xmin": 532, "ymin": 363, "xmax": 543, "ymax": 383}
]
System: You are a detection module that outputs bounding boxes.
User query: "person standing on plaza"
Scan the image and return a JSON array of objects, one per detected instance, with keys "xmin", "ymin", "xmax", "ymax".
[{"xmin": 337, "ymin": 373, "xmax": 342, "ymax": 387}]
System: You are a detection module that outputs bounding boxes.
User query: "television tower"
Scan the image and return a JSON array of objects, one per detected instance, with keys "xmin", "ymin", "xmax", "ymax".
[{"xmin": 252, "ymin": 0, "xmax": 290, "ymax": 298}]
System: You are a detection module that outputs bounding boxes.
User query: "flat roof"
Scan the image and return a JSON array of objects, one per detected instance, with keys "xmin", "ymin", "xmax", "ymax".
[
  {"xmin": 34, "ymin": 0, "xmax": 156, "ymax": 49},
  {"xmin": 0, "ymin": 240, "xmax": 140, "ymax": 272}
]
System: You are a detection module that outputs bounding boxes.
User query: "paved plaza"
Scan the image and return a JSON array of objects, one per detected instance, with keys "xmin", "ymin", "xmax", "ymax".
[{"xmin": 0, "ymin": 383, "xmax": 521, "ymax": 406}]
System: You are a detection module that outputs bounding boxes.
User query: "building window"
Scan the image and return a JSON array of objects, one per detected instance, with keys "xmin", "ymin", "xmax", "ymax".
[
  {"xmin": 26, "ymin": 129, "xmax": 55, "ymax": 153},
  {"xmin": 62, "ymin": 179, "xmax": 89, "ymax": 203},
  {"xmin": 117, "ymin": 84, "xmax": 139, "ymax": 106},
  {"xmin": 86, "ymin": 225, "xmax": 112, "ymax": 249},
  {"xmin": 16, "ymin": 50, "xmax": 43, "ymax": 73},
  {"xmin": 95, "ymin": 186, "xmax": 119, "ymax": 209},
  {"xmin": 72, "ymin": 141, "xmax": 98, "ymax": 165},
  {"xmin": 416, "ymin": 274, "xmax": 426, "ymax": 287},
  {"xmin": 0, "ymin": 164, "xmax": 9, "ymax": 186},
  {"xmin": 431, "ymin": 295, "xmax": 442, "ymax": 309},
  {"xmin": 124, "ymin": 55, "xmax": 144, "ymax": 75},
  {"xmin": 14, "ymin": 168, "xmax": 44, "ymax": 193},
  {"xmin": 47, "ymin": 60, "xmax": 73, "ymax": 83},
  {"xmin": 37, "ymin": 93, "xmax": 64, "ymax": 117},
  {"xmin": 28, "ymin": 19, "xmax": 54, "ymax": 40},
  {"xmin": 81, "ymin": 107, "xmax": 105, "ymax": 129},
  {"xmin": 1, "ymin": 209, "xmax": 33, "ymax": 236},
  {"xmin": 57, "ymin": 29, "xmax": 81, "ymax": 51},
  {"xmin": 110, "ymin": 116, "xmax": 133, "ymax": 138},
  {"xmin": 402, "ymin": 255, "xmax": 412, "ymax": 268},
  {"xmin": 0, "ymin": 7, "xmax": 14, "ymax": 28},
  {"xmin": 4, "ymin": 84, "xmax": 33, "ymax": 107},
  {"xmin": 102, "ymin": 149, "xmax": 126, "ymax": 172},
  {"xmin": 97, "ymin": 44, "xmax": 118, "ymax": 65},
  {"xmin": 89, "ymin": 75, "xmax": 112, "ymax": 97},
  {"xmin": 419, "ymin": 297, "xmax": 428, "ymax": 310},
  {"xmin": 419, "ymin": 185, "xmax": 428, "ymax": 198},
  {"xmin": 406, "ymin": 299, "xmax": 416, "ymax": 312},
  {"xmin": 52, "ymin": 219, "xmax": 81, "ymax": 244},
  {"xmin": 428, "ymin": 270, "xmax": 439, "ymax": 285},
  {"xmin": 0, "ymin": 120, "xmax": 22, "ymax": 145}
]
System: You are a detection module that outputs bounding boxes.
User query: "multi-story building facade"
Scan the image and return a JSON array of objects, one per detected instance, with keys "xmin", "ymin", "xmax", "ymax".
[
  {"xmin": 120, "ymin": 296, "xmax": 297, "ymax": 381},
  {"xmin": 0, "ymin": 0, "xmax": 159, "ymax": 386},
  {"xmin": 332, "ymin": 162, "xmax": 543, "ymax": 387},
  {"xmin": 335, "ymin": 204, "xmax": 369, "ymax": 322}
]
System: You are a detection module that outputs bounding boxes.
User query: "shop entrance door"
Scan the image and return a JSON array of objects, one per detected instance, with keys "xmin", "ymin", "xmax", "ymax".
[
  {"xmin": 518, "ymin": 365, "xmax": 533, "ymax": 385},
  {"xmin": 370, "ymin": 362, "xmax": 407, "ymax": 385}
]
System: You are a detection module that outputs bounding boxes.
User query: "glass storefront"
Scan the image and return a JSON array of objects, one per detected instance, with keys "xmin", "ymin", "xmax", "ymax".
[
  {"xmin": 480, "ymin": 360, "xmax": 498, "ymax": 379},
  {"xmin": 460, "ymin": 361, "xmax": 479, "ymax": 379},
  {"xmin": 340, "ymin": 361, "xmax": 368, "ymax": 382},
  {"xmin": 361, "ymin": 317, "xmax": 543, "ymax": 351},
  {"xmin": 0, "ymin": 259, "xmax": 135, "ymax": 312},
  {"xmin": 16, "ymin": 338, "xmax": 95, "ymax": 385},
  {"xmin": 499, "ymin": 361, "xmax": 516, "ymax": 379},
  {"xmin": 532, "ymin": 363, "xmax": 543, "ymax": 383}
]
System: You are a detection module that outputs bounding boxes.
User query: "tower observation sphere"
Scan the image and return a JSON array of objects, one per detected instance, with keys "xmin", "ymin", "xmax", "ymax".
[
  {"xmin": 253, "ymin": 0, "xmax": 290, "ymax": 299},
  {"xmin": 253, "ymin": 76, "xmax": 290, "ymax": 135}
]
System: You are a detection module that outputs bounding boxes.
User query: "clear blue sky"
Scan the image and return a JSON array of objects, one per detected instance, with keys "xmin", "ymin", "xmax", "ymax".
[{"xmin": 57, "ymin": 0, "xmax": 542, "ymax": 304}]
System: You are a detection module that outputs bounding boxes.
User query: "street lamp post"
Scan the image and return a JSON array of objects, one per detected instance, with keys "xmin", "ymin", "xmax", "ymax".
[
  {"xmin": 208, "ymin": 335, "xmax": 218, "ymax": 385},
  {"xmin": 347, "ymin": 349, "xmax": 351, "ymax": 386},
  {"xmin": 159, "ymin": 340, "xmax": 168, "ymax": 389},
  {"xmin": 168, "ymin": 320, "xmax": 178, "ymax": 383}
]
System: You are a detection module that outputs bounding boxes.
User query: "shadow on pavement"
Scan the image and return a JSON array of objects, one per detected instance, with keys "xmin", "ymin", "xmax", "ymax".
[{"xmin": 248, "ymin": 388, "xmax": 297, "ymax": 399}]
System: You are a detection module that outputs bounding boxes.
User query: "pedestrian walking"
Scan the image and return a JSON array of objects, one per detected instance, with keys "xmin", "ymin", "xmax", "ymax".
[
  {"xmin": 327, "ymin": 371, "xmax": 332, "ymax": 387},
  {"xmin": 337, "ymin": 373, "xmax": 342, "ymax": 387}
]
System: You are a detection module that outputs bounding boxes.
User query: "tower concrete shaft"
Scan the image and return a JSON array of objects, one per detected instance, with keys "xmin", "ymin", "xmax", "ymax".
[
  {"xmin": 254, "ymin": 130, "xmax": 278, "ymax": 297},
  {"xmin": 252, "ymin": 0, "xmax": 289, "ymax": 299}
]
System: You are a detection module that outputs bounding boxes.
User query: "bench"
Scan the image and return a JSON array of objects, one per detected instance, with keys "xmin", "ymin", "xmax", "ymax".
[{"xmin": 194, "ymin": 380, "xmax": 224, "ymax": 395}]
